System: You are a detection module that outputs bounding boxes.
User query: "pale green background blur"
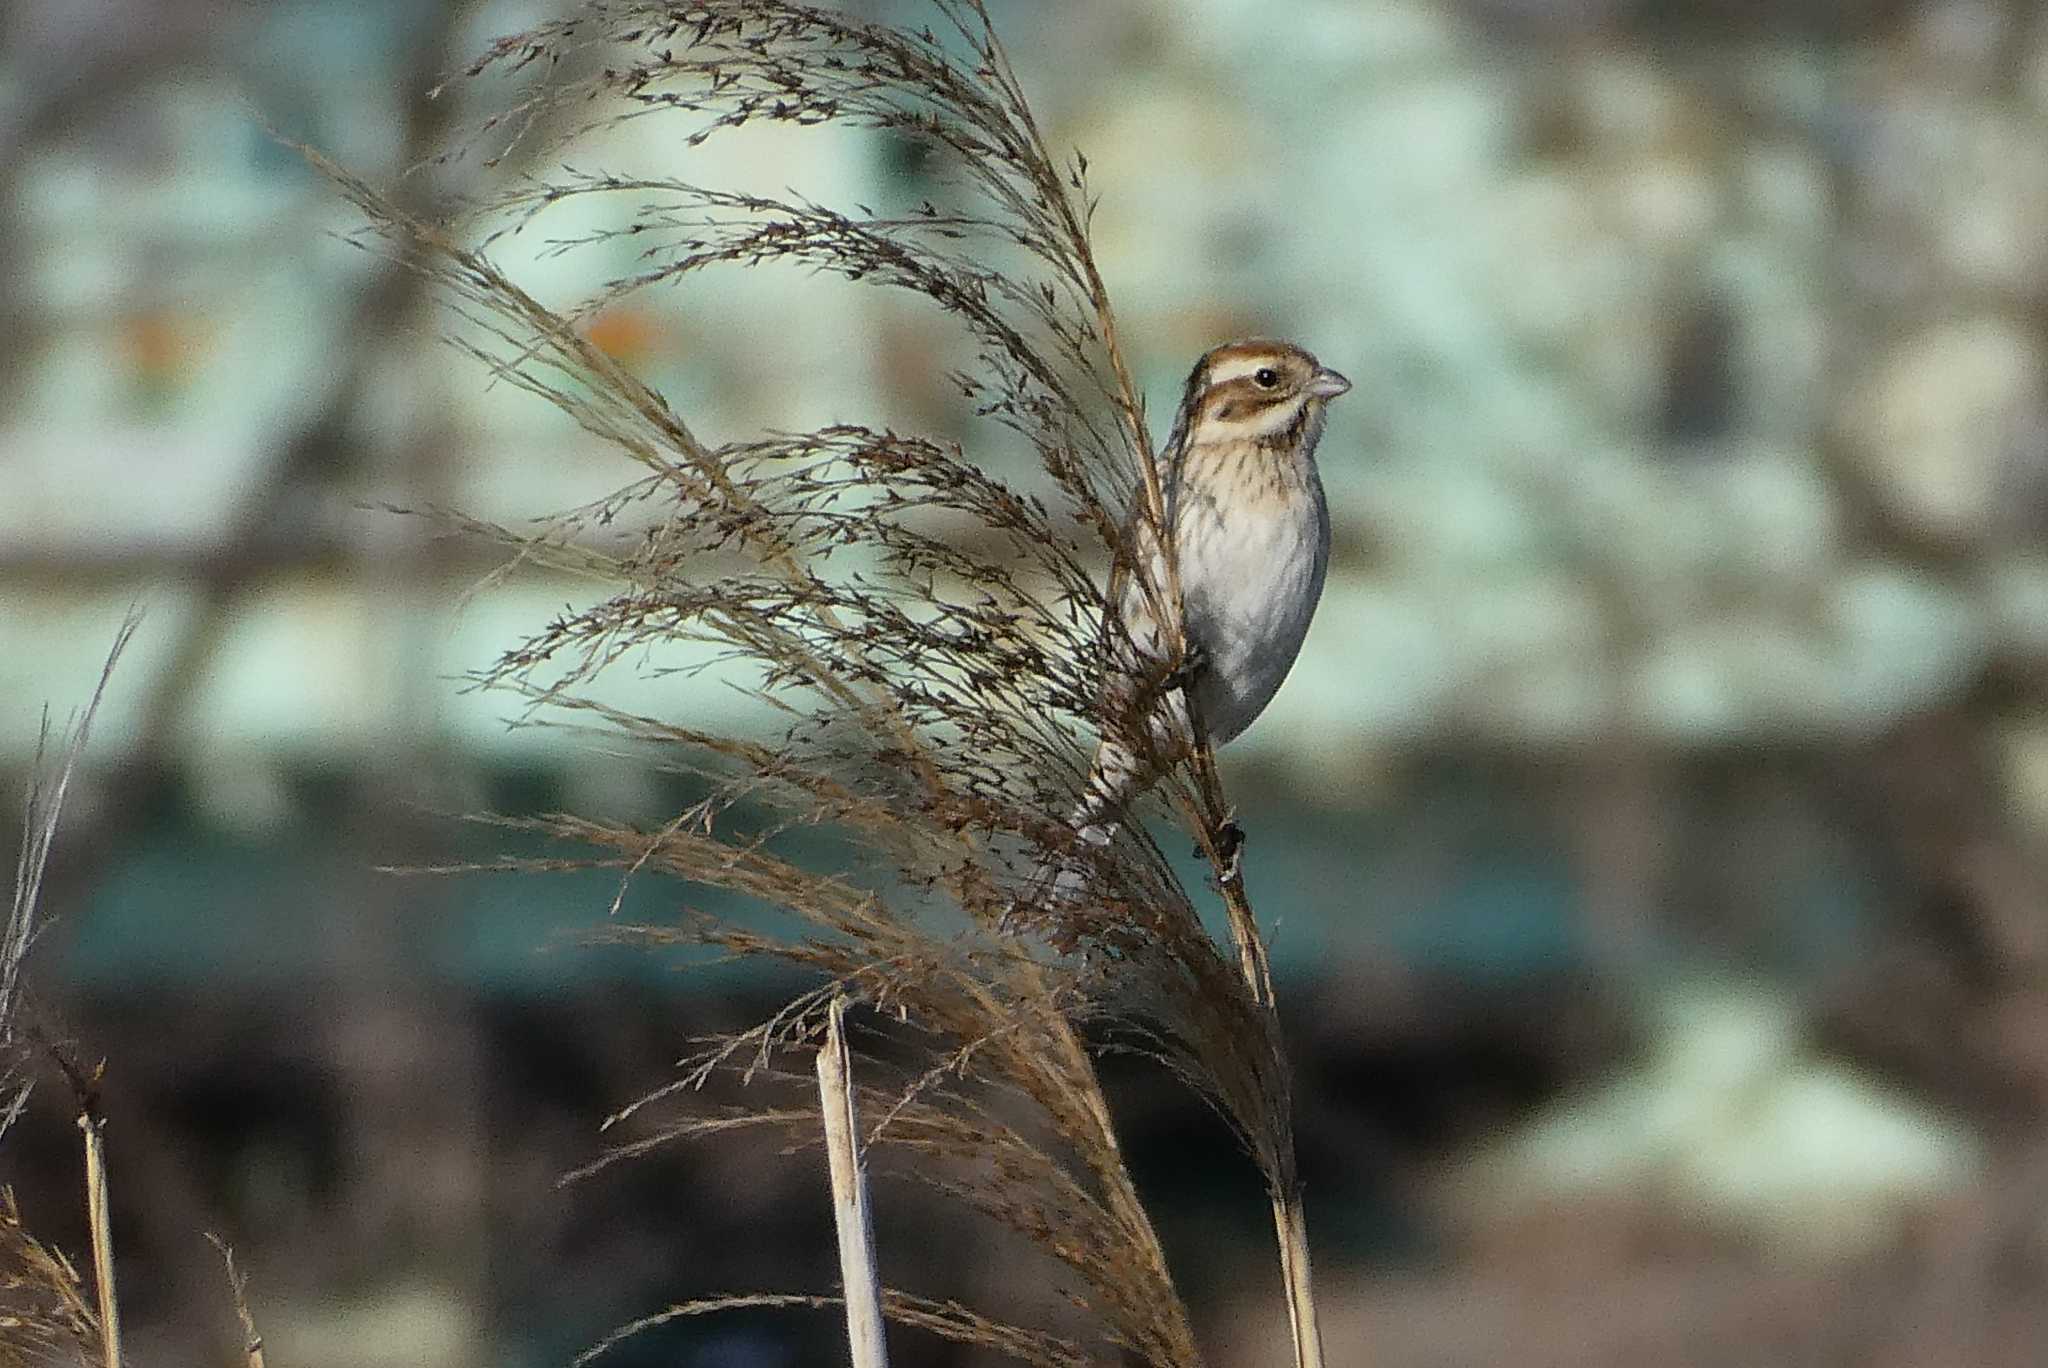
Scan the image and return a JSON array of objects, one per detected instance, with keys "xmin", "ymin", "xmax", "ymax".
[{"xmin": 4, "ymin": 1, "xmax": 2048, "ymax": 1365}]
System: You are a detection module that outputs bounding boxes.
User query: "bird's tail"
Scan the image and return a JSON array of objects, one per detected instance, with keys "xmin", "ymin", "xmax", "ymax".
[
  {"xmin": 1006, "ymin": 604, "xmax": 1184, "ymax": 927},
  {"xmin": 1018, "ymin": 733, "xmax": 1146, "ymax": 917}
]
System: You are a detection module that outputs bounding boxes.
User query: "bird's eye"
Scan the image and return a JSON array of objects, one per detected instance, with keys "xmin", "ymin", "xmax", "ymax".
[{"xmin": 1253, "ymin": 367, "xmax": 1280, "ymax": 389}]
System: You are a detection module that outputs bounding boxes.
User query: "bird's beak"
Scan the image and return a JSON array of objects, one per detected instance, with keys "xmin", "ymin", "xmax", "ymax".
[{"xmin": 1308, "ymin": 366, "xmax": 1352, "ymax": 399}]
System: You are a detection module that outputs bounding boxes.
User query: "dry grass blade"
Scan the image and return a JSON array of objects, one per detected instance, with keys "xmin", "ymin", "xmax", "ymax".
[
  {"xmin": 335, "ymin": 2, "xmax": 1325, "ymax": 1362},
  {"xmin": 0, "ymin": 1189, "xmax": 102, "ymax": 1368},
  {"xmin": 0, "ymin": 617, "xmax": 142, "ymax": 1368},
  {"xmin": 207, "ymin": 1235, "xmax": 267, "ymax": 1368},
  {"xmin": 4, "ymin": 614, "xmax": 142, "ymax": 1144},
  {"xmin": 573, "ymin": 1288, "xmax": 1088, "ymax": 1368}
]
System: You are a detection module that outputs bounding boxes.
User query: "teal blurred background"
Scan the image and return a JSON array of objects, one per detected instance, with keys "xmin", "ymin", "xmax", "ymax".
[{"xmin": 6, "ymin": 0, "xmax": 2048, "ymax": 1364}]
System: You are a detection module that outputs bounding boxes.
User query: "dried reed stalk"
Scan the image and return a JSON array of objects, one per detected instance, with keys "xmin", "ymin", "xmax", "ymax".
[
  {"xmin": 334, "ymin": 2, "xmax": 1332, "ymax": 1362},
  {"xmin": 0, "ymin": 618, "xmax": 138, "ymax": 1368},
  {"xmin": 208, "ymin": 1235, "xmax": 268, "ymax": 1368},
  {"xmin": 3, "ymin": 627, "xmax": 281, "ymax": 1368},
  {"xmin": 5, "ymin": 615, "xmax": 141, "ymax": 1143},
  {"xmin": 816, "ymin": 997, "xmax": 889, "ymax": 1368},
  {"xmin": 75, "ymin": 1107, "xmax": 118, "ymax": 1368},
  {"xmin": 0, "ymin": 1187, "xmax": 102, "ymax": 1368},
  {"xmin": 1188, "ymin": 716, "xmax": 1324, "ymax": 1368}
]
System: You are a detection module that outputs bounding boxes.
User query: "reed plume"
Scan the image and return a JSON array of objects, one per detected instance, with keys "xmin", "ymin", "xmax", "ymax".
[{"xmin": 329, "ymin": 3, "xmax": 1326, "ymax": 1362}]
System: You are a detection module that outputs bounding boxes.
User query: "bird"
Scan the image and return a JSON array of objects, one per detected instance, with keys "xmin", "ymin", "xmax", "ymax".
[{"xmin": 1037, "ymin": 337, "xmax": 1350, "ymax": 908}]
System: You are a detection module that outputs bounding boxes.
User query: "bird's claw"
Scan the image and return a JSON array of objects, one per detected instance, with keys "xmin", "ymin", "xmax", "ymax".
[
  {"xmin": 1193, "ymin": 815, "xmax": 1246, "ymax": 883},
  {"xmin": 1162, "ymin": 642, "xmax": 1209, "ymax": 694}
]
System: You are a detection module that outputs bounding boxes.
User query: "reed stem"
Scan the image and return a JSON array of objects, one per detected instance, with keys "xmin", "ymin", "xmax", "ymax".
[
  {"xmin": 77, "ymin": 1105, "xmax": 121, "ymax": 1368},
  {"xmin": 209, "ymin": 1234, "xmax": 268, "ymax": 1368},
  {"xmin": 1273, "ymin": 1185, "xmax": 1325, "ymax": 1368},
  {"xmin": 1193, "ymin": 731, "xmax": 1328, "ymax": 1368},
  {"xmin": 816, "ymin": 997, "xmax": 889, "ymax": 1368}
]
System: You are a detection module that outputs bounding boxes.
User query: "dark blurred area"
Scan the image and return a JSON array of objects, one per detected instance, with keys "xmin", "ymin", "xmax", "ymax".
[{"xmin": 7, "ymin": 0, "xmax": 2048, "ymax": 1364}]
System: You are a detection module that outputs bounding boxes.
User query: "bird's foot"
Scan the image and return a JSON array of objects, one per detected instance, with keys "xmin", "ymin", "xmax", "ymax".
[
  {"xmin": 1194, "ymin": 812, "xmax": 1246, "ymax": 882},
  {"xmin": 1162, "ymin": 641, "xmax": 1209, "ymax": 695}
]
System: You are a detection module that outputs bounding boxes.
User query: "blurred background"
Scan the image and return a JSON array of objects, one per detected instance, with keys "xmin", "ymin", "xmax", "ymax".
[{"xmin": 5, "ymin": 0, "xmax": 2048, "ymax": 1363}]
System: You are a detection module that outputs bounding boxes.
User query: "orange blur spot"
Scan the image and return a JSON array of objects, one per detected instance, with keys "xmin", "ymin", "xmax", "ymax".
[
  {"xmin": 582, "ymin": 306, "xmax": 666, "ymax": 364},
  {"xmin": 121, "ymin": 309, "xmax": 205, "ymax": 379}
]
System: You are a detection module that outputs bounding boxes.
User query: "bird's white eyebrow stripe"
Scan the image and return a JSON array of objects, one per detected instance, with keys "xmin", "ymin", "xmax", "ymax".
[{"xmin": 1205, "ymin": 352, "xmax": 1288, "ymax": 387}]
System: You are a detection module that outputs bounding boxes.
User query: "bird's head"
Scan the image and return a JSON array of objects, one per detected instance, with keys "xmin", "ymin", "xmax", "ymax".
[{"xmin": 1178, "ymin": 339, "xmax": 1351, "ymax": 447}]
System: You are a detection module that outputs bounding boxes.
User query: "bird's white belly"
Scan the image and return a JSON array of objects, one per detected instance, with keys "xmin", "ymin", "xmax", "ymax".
[{"xmin": 1180, "ymin": 488, "xmax": 1329, "ymax": 744}]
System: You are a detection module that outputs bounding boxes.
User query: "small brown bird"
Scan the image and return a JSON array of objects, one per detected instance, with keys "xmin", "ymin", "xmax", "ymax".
[{"xmin": 1047, "ymin": 338, "xmax": 1350, "ymax": 901}]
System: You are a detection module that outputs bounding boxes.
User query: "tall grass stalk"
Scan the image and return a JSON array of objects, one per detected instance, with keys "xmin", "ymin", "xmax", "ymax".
[
  {"xmin": 333, "ymin": 3, "xmax": 1331, "ymax": 1362},
  {"xmin": 817, "ymin": 996, "xmax": 890, "ymax": 1367},
  {"xmin": 208, "ymin": 1235, "xmax": 270, "ymax": 1368},
  {"xmin": 0, "ymin": 616, "xmax": 140, "ymax": 1368},
  {"xmin": 76, "ymin": 1108, "xmax": 118, "ymax": 1368}
]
